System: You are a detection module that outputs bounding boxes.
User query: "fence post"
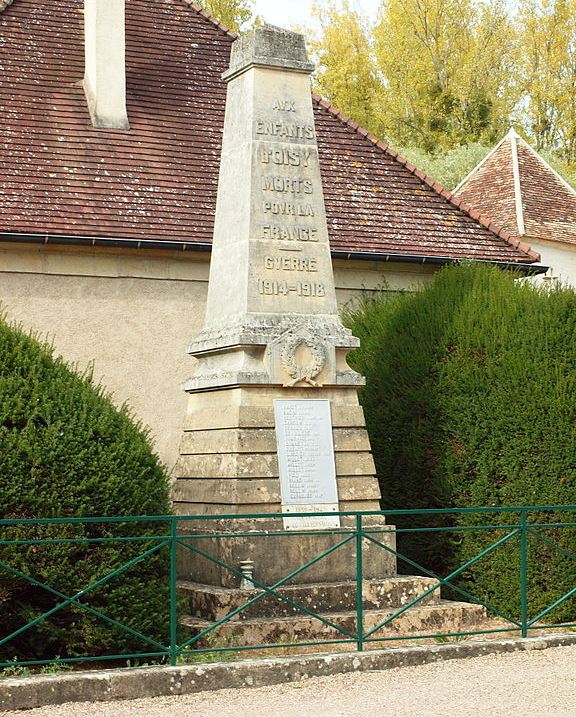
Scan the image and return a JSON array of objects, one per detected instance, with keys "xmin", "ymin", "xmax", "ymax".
[
  {"xmin": 520, "ymin": 509, "xmax": 528, "ymax": 638},
  {"xmin": 356, "ymin": 513, "xmax": 364, "ymax": 652},
  {"xmin": 170, "ymin": 518, "xmax": 178, "ymax": 665}
]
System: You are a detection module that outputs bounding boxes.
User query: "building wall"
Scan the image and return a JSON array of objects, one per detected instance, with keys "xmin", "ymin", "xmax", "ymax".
[
  {"xmin": 525, "ymin": 238, "xmax": 576, "ymax": 289},
  {"xmin": 0, "ymin": 243, "xmax": 436, "ymax": 472}
]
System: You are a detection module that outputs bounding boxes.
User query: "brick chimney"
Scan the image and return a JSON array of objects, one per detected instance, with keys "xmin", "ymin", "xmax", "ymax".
[{"xmin": 83, "ymin": 0, "xmax": 129, "ymax": 129}]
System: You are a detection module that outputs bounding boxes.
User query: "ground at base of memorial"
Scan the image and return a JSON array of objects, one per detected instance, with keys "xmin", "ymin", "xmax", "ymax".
[{"xmin": 4, "ymin": 643, "xmax": 576, "ymax": 717}]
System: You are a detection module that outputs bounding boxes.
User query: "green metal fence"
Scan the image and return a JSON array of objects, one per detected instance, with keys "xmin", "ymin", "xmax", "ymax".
[{"xmin": 1, "ymin": 506, "xmax": 575, "ymax": 670}]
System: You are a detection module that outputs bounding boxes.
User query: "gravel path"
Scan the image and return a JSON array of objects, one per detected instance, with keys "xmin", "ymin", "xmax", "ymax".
[{"xmin": 3, "ymin": 645, "xmax": 576, "ymax": 717}]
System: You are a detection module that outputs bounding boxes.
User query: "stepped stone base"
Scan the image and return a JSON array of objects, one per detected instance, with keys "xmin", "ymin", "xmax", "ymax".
[
  {"xmin": 173, "ymin": 387, "xmax": 382, "ymax": 517},
  {"xmin": 181, "ymin": 586, "xmax": 487, "ymax": 648},
  {"xmin": 179, "ymin": 576, "xmax": 441, "ymax": 621}
]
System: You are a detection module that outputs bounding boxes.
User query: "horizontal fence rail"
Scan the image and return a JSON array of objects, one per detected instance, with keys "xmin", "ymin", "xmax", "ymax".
[{"xmin": 0, "ymin": 506, "xmax": 575, "ymax": 671}]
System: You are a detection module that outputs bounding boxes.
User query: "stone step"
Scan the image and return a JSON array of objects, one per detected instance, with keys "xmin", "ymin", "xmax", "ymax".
[
  {"xmin": 181, "ymin": 601, "xmax": 487, "ymax": 647},
  {"xmin": 179, "ymin": 576, "xmax": 443, "ymax": 620},
  {"xmin": 178, "ymin": 576, "xmax": 442, "ymax": 621}
]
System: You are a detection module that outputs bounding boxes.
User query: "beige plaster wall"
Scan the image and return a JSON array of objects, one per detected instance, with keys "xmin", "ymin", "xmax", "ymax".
[
  {"xmin": 0, "ymin": 243, "xmax": 435, "ymax": 472},
  {"xmin": 524, "ymin": 238, "xmax": 576, "ymax": 289}
]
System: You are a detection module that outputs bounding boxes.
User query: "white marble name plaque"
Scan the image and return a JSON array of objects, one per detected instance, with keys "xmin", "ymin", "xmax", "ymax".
[{"xmin": 274, "ymin": 399, "xmax": 340, "ymax": 530}]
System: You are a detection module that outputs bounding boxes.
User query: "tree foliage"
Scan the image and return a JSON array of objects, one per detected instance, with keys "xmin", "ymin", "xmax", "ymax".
[
  {"xmin": 373, "ymin": 0, "xmax": 517, "ymax": 151},
  {"xmin": 0, "ymin": 318, "xmax": 171, "ymax": 662},
  {"xmin": 517, "ymin": 0, "xmax": 576, "ymax": 162},
  {"xmin": 345, "ymin": 264, "xmax": 576, "ymax": 621},
  {"xmin": 309, "ymin": 2, "xmax": 384, "ymax": 134},
  {"xmin": 397, "ymin": 143, "xmax": 493, "ymax": 189},
  {"xmin": 307, "ymin": 0, "xmax": 576, "ymax": 176},
  {"xmin": 198, "ymin": 0, "xmax": 253, "ymax": 32}
]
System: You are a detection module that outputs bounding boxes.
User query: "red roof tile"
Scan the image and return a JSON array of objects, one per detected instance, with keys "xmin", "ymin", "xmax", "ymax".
[
  {"xmin": 0, "ymin": 0, "xmax": 538, "ymax": 265},
  {"xmin": 455, "ymin": 130, "xmax": 576, "ymax": 247}
]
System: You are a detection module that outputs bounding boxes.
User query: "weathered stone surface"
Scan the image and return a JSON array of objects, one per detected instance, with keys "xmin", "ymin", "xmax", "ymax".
[
  {"xmin": 175, "ymin": 452, "xmax": 376, "ymax": 480},
  {"xmin": 183, "ymin": 403, "xmax": 368, "ymax": 431},
  {"xmin": 174, "ymin": 24, "xmax": 382, "ymax": 593},
  {"xmin": 223, "ymin": 23, "xmax": 315, "ymax": 81},
  {"xmin": 3, "ymin": 635, "xmax": 576, "ymax": 711},
  {"xmin": 181, "ymin": 601, "xmax": 488, "ymax": 647},
  {"xmin": 173, "ymin": 477, "xmax": 380, "ymax": 506},
  {"xmin": 179, "ymin": 575, "xmax": 441, "ymax": 620},
  {"xmin": 179, "ymin": 427, "xmax": 371, "ymax": 455},
  {"xmin": 184, "ymin": 22, "xmax": 364, "ymax": 393},
  {"xmin": 176, "ymin": 526, "xmax": 397, "ymax": 588},
  {"xmin": 173, "ymin": 499, "xmax": 382, "ymax": 516}
]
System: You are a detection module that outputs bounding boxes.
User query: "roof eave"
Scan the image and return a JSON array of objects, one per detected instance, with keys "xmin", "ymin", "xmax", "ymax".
[
  {"xmin": 331, "ymin": 250, "xmax": 547, "ymax": 276},
  {"xmin": 0, "ymin": 231, "xmax": 213, "ymax": 253},
  {"xmin": 0, "ymin": 231, "xmax": 548, "ymax": 275}
]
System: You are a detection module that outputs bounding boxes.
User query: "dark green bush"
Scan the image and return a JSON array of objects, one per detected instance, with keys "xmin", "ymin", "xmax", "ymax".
[
  {"xmin": 0, "ymin": 318, "xmax": 171, "ymax": 662},
  {"xmin": 345, "ymin": 264, "xmax": 576, "ymax": 622}
]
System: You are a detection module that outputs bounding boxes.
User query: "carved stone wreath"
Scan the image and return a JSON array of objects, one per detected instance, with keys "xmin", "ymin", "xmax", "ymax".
[{"xmin": 281, "ymin": 336, "xmax": 326, "ymax": 387}]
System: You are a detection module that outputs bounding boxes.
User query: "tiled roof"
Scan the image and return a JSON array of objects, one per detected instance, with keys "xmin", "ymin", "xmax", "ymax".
[
  {"xmin": 0, "ymin": 0, "xmax": 539, "ymax": 265},
  {"xmin": 455, "ymin": 129, "xmax": 576, "ymax": 247},
  {"xmin": 314, "ymin": 102, "xmax": 538, "ymax": 263}
]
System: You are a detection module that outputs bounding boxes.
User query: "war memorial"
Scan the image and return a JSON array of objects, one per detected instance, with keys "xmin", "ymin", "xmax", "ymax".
[{"xmin": 173, "ymin": 24, "xmax": 482, "ymax": 645}]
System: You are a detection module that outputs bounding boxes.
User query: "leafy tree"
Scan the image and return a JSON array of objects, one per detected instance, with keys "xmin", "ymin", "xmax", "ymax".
[
  {"xmin": 517, "ymin": 0, "xmax": 576, "ymax": 162},
  {"xmin": 374, "ymin": 0, "xmax": 518, "ymax": 151},
  {"xmin": 540, "ymin": 148, "xmax": 576, "ymax": 189},
  {"xmin": 309, "ymin": 1, "xmax": 384, "ymax": 135},
  {"xmin": 198, "ymin": 0, "xmax": 253, "ymax": 32}
]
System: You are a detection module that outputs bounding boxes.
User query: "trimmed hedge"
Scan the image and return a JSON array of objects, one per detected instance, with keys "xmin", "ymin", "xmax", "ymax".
[
  {"xmin": 345, "ymin": 264, "xmax": 576, "ymax": 622},
  {"xmin": 0, "ymin": 318, "xmax": 171, "ymax": 662}
]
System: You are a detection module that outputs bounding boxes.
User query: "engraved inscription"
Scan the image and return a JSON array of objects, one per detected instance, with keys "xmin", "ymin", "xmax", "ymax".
[
  {"xmin": 260, "ymin": 148, "xmax": 311, "ymax": 167},
  {"xmin": 262, "ymin": 225, "xmax": 318, "ymax": 242},
  {"xmin": 262, "ymin": 177, "xmax": 313, "ymax": 194},
  {"xmin": 264, "ymin": 256, "xmax": 318, "ymax": 272},
  {"xmin": 274, "ymin": 400, "xmax": 340, "ymax": 532},
  {"xmin": 273, "ymin": 99, "xmax": 296, "ymax": 112},
  {"xmin": 259, "ymin": 280, "xmax": 325, "ymax": 297},
  {"xmin": 255, "ymin": 121, "xmax": 315, "ymax": 140},
  {"xmin": 253, "ymin": 93, "xmax": 326, "ymax": 308},
  {"xmin": 263, "ymin": 202, "xmax": 315, "ymax": 216}
]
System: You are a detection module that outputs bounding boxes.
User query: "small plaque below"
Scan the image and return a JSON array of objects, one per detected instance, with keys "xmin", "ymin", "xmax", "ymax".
[
  {"xmin": 274, "ymin": 399, "xmax": 340, "ymax": 531},
  {"xmin": 283, "ymin": 503, "xmax": 340, "ymax": 531}
]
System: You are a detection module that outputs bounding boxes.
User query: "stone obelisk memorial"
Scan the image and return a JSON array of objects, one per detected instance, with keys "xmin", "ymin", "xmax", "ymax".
[
  {"xmin": 174, "ymin": 25, "xmax": 484, "ymax": 642},
  {"xmin": 175, "ymin": 25, "xmax": 396, "ymax": 624}
]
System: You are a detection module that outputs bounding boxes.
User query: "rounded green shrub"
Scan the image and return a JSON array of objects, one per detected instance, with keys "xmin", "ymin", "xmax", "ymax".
[
  {"xmin": 0, "ymin": 318, "xmax": 171, "ymax": 662},
  {"xmin": 345, "ymin": 264, "xmax": 576, "ymax": 623}
]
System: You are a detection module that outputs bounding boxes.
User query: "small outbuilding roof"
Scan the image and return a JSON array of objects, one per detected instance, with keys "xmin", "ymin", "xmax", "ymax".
[
  {"xmin": 0, "ymin": 0, "xmax": 539, "ymax": 266},
  {"xmin": 454, "ymin": 129, "xmax": 576, "ymax": 247}
]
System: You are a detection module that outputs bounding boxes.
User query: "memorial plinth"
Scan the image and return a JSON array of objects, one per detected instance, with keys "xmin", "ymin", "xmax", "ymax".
[{"xmin": 174, "ymin": 25, "xmax": 391, "ymax": 588}]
